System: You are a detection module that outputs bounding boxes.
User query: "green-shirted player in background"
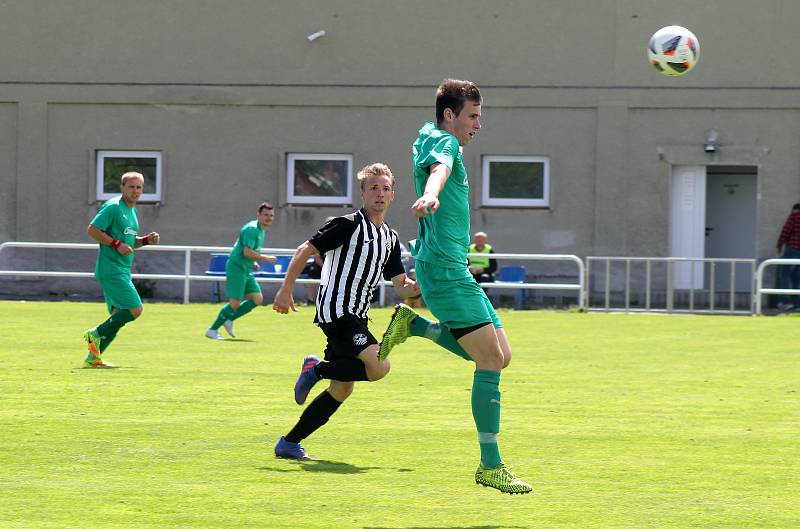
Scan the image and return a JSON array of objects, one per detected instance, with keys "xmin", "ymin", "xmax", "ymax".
[
  {"xmin": 379, "ymin": 79, "xmax": 532, "ymax": 494},
  {"xmin": 205, "ymin": 202, "xmax": 277, "ymax": 340},
  {"xmin": 83, "ymin": 171, "xmax": 160, "ymax": 368}
]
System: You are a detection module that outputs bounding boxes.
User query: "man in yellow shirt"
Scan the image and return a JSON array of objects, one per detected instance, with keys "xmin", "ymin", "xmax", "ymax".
[{"xmin": 468, "ymin": 231, "xmax": 497, "ymax": 283}]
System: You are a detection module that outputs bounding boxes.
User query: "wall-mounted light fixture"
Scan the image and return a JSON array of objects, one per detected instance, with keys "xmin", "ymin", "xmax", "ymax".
[
  {"xmin": 307, "ymin": 30, "xmax": 326, "ymax": 42},
  {"xmin": 704, "ymin": 129, "xmax": 719, "ymax": 153}
]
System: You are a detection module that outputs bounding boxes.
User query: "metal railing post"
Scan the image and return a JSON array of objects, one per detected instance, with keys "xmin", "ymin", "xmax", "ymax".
[
  {"xmin": 689, "ymin": 259, "xmax": 695, "ymax": 312},
  {"xmin": 183, "ymin": 249, "xmax": 191, "ymax": 304},
  {"xmin": 666, "ymin": 260, "xmax": 674, "ymax": 313},
  {"xmin": 624, "ymin": 259, "xmax": 631, "ymax": 311},
  {"xmin": 710, "ymin": 261, "xmax": 716, "ymax": 312}
]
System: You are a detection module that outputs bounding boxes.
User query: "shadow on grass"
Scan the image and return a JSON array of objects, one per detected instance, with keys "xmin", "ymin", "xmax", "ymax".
[
  {"xmin": 260, "ymin": 459, "xmax": 414, "ymax": 475},
  {"xmin": 364, "ymin": 526, "xmax": 529, "ymax": 529}
]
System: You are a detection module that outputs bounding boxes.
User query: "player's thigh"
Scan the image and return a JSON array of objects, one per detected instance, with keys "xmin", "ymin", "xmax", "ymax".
[
  {"xmin": 495, "ymin": 327, "xmax": 512, "ymax": 368},
  {"xmin": 356, "ymin": 344, "xmax": 389, "ymax": 380},
  {"xmin": 99, "ymin": 275, "xmax": 142, "ymax": 314},
  {"xmin": 224, "ymin": 265, "xmax": 250, "ymax": 300},
  {"xmin": 456, "ymin": 323, "xmax": 505, "ymax": 371},
  {"xmin": 244, "ymin": 277, "xmax": 263, "ymax": 304}
]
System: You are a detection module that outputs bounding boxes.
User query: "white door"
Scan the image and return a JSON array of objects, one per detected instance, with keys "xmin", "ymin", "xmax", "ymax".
[{"xmin": 669, "ymin": 166, "xmax": 706, "ymax": 289}]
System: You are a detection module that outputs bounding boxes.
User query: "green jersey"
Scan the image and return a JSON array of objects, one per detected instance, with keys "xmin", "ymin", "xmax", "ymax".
[
  {"xmin": 411, "ymin": 121, "xmax": 470, "ymax": 268},
  {"xmin": 229, "ymin": 220, "xmax": 266, "ymax": 268},
  {"xmin": 90, "ymin": 196, "xmax": 139, "ymax": 278}
]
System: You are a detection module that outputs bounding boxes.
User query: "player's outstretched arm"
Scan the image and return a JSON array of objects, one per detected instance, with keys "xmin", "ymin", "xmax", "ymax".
[
  {"xmin": 135, "ymin": 232, "xmax": 160, "ymax": 248},
  {"xmin": 390, "ymin": 273, "xmax": 420, "ymax": 300},
  {"xmin": 411, "ymin": 163, "xmax": 450, "ymax": 218},
  {"xmin": 243, "ymin": 246, "xmax": 276, "ymax": 264}
]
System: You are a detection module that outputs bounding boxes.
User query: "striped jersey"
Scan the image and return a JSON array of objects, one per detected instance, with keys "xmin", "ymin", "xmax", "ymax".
[{"xmin": 309, "ymin": 209, "xmax": 404, "ymax": 323}]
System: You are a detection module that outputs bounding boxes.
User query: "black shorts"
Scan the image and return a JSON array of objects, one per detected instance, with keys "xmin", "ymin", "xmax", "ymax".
[{"xmin": 317, "ymin": 315, "xmax": 377, "ymax": 361}]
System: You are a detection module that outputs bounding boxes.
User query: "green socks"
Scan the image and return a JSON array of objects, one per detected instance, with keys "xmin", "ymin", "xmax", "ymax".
[
  {"xmin": 211, "ymin": 300, "xmax": 257, "ymax": 330},
  {"xmin": 96, "ymin": 309, "xmax": 135, "ymax": 339},
  {"xmin": 472, "ymin": 369, "xmax": 503, "ymax": 468},
  {"xmin": 409, "ymin": 314, "xmax": 471, "ymax": 361},
  {"xmin": 232, "ymin": 299, "xmax": 257, "ymax": 320},
  {"xmin": 210, "ymin": 303, "xmax": 236, "ymax": 330},
  {"xmin": 407, "ymin": 315, "xmax": 505, "ymax": 467},
  {"xmin": 99, "ymin": 329, "xmax": 118, "ymax": 353}
]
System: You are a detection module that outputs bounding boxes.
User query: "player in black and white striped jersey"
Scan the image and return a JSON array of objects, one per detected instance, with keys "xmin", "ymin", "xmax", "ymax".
[{"xmin": 271, "ymin": 162, "xmax": 420, "ymax": 460}]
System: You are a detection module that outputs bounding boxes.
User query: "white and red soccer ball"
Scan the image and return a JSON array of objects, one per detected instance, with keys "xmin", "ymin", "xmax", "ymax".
[{"xmin": 647, "ymin": 25, "xmax": 700, "ymax": 77}]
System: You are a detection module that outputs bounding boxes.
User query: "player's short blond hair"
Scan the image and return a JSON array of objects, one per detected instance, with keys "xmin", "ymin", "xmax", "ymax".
[
  {"xmin": 121, "ymin": 172, "xmax": 144, "ymax": 185},
  {"xmin": 357, "ymin": 163, "xmax": 395, "ymax": 190}
]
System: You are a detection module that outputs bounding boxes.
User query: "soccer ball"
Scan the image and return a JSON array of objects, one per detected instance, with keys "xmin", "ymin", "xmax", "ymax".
[{"xmin": 647, "ymin": 25, "xmax": 699, "ymax": 77}]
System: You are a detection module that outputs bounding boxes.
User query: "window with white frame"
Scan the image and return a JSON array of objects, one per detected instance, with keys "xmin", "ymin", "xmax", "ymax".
[
  {"xmin": 96, "ymin": 150, "xmax": 162, "ymax": 202},
  {"xmin": 287, "ymin": 153, "xmax": 353, "ymax": 205},
  {"xmin": 481, "ymin": 155, "xmax": 550, "ymax": 208}
]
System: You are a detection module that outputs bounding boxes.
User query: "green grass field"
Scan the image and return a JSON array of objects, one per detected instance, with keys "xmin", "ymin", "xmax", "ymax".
[{"xmin": 1, "ymin": 301, "xmax": 798, "ymax": 529}]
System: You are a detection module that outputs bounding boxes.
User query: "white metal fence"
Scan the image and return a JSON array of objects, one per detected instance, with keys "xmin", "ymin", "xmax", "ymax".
[
  {"xmin": 3, "ymin": 241, "xmax": 799, "ymax": 315},
  {"xmin": 754, "ymin": 258, "xmax": 800, "ymax": 315},
  {"xmin": 0, "ymin": 242, "xmax": 584, "ymax": 308},
  {"xmin": 0, "ymin": 242, "xmax": 307, "ymax": 304},
  {"xmin": 585, "ymin": 256, "xmax": 758, "ymax": 314}
]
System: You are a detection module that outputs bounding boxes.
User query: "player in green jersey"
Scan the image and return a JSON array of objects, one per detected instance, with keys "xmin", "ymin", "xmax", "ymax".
[
  {"xmin": 83, "ymin": 172, "xmax": 160, "ymax": 368},
  {"xmin": 380, "ymin": 79, "xmax": 531, "ymax": 494},
  {"xmin": 205, "ymin": 202, "xmax": 277, "ymax": 340}
]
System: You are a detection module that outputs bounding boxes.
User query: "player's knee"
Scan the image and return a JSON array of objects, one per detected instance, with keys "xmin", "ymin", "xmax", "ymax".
[
  {"xmin": 502, "ymin": 351, "xmax": 512, "ymax": 369},
  {"xmin": 129, "ymin": 306, "xmax": 143, "ymax": 319},
  {"xmin": 368, "ymin": 359, "xmax": 390, "ymax": 381},
  {"xmin": 489, "ymin": 351, "xmax": 505, "ymax": 371},
  {"xmin": 475, "ymin": 348, "xmax": 505, "ymax": 371},
  {"xmin": 329, "ymin": 384, "xmax": 353, "ymax": 401}
]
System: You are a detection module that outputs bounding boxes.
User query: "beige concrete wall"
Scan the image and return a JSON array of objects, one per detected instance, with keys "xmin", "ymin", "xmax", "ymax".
[
  {"xmin": 0, "ymin": 104, "xmax": 16, "ymax": 242},
  {"xmin": 1, "ymin": 0, "xmax": 800, "ymax": 280},
  {"xmin": 1, "ymin": 1, "xmax": 798, "ymax": 87}
]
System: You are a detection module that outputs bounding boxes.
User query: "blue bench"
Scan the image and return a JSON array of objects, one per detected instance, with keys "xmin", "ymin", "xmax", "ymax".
[
  {"xmin": 205, "ymin": 253, "xmax": 292, "ymax": 301},
  {"xmin": 205, "ymin": 253, "xmax": 229, "ymax": 302},
  {"xmin": 496, "ymin": 265, "xmax": 527, "ymax": 310},
  {"xmin": 254, "ymin": 255, "xmax": 292, "ymax": 279}
]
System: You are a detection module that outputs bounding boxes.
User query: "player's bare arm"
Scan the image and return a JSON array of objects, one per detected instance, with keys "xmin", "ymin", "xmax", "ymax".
[
  {"xmin": 243, "ymin": 246, "xmax": 277, "ymax": 266},
  {"xmin": 390, "ymin": 273, "xmax": 420, "ymax": 299},
  {"xmin": 87, "ymin": 224, "xmax": 133, "ymax": 256},
  {"xmin": 134, "ymin": 232, "xmax": 160, "ymax": 248},
  {"xmin": 411, "ymin": 163, "xmax": 450, "ymax": 218},
  {"xmin": 273, "ymin": 240, "xmax": 319, "ymax": 314}
]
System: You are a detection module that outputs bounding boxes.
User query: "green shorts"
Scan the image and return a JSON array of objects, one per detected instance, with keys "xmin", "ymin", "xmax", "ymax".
[
  {"xmin": 97, "ymin": 274, "xmax": 142, "ymax": 314},
  {"xmin": 415, "ymin": 260, "xmax": 502, "ymax": 330},
  {"xmin": 225, "ymin": 260, "xmax": 261, "ymax": 300}
]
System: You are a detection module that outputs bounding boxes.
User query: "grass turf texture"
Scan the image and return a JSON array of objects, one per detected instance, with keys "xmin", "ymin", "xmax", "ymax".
[{"xmin": 0, "ymin": 301, "xmax": 798, "ymax": 529}]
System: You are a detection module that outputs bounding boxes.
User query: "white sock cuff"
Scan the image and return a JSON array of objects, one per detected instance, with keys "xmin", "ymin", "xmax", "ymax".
[{"xmin": 478, "ymin": 432, "xmax": 498, "ymax": 444}]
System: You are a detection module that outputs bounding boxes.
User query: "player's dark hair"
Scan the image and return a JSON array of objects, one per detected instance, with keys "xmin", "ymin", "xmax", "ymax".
[
  {"xmin": 792, "ymin": 203, "xmax": 800, "ymax": 211},
  {"xmin": 435, "ymin": 79, "xmax": 482, "ymax": 127},
  {"xmin": 258, "ymin": 201, "xmax": 273, "ymax": 213}
]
